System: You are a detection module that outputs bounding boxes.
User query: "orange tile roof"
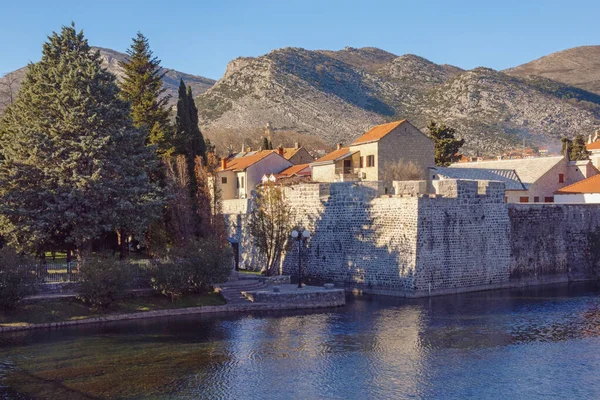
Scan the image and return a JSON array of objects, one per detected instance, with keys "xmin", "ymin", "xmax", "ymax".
[
  {"xmin": 218, "ymin": 150, "xmax": 275, "ymax": 172},
  {"xmin": 314, "ymin": 147, "xmax": 352, "ymax": 162},
  {"xmin": 281, "ymin": 147, "xmax": 301, "ymax": 160},
  {"xmin": 277, "ymin": 164, "xmax": 310, "ymax": 177},
  {"xmin": 555, "ymin": 174, "xmax": 600, "ymax": 194},
  {"xmin": 351, "ymin": 120, "xmax": 406, "ymax": 145},
  {"xmin": 586, "ymin": 141, "xmax": 600, "ymax": 151}
]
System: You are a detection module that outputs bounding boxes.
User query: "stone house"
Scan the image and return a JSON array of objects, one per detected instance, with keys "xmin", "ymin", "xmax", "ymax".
[
  {"xmin": 449, "ymin": 156, "xmax": 598, "ymax": 203},
  {"xmin": 217, "ymin": 150, "xmax": 292, "ymax": 200},
  {"xmin": 279, "ymin": 145, "xmax": 314, "ymax": 165},
  {"xmin": 310, "ymin": 120, "xmax": 434, "ymax": 182},
  {"xmin": 555, "ymin": 174, "xmax": 600, "ymax": 203}
]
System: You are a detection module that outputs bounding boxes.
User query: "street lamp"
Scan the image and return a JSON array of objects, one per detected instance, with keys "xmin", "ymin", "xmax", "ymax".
[{"xmin": 291, "ymin": 228, "xmax": 310, "ymax": 288}]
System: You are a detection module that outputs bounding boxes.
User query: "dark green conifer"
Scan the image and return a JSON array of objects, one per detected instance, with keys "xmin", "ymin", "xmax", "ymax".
[
  {"xmin": 427, "ymin": 121, "xmax": 465, "ymax": 166},
  {"xmin": 0, "ymin": 24, "xmax": 162, "ymax": 257},
  {"xmin": 119, "ymin": 32, "xmax": 173, "ymax": 156}
]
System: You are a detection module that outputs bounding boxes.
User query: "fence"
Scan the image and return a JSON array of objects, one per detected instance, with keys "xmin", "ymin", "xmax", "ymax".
[{"xmin": 19, "ymin": 260, "xmax": 152, "ymax": 285}]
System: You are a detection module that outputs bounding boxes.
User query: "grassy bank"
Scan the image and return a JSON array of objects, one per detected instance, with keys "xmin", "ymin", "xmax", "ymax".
[{"xmin": 0, "ymin": 292, "xmax": 226, "ymax": 327}]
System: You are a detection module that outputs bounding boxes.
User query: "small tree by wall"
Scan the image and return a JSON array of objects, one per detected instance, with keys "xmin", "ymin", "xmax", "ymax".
[
  {"xmin": 248, "ymin": 182, "xmax": 293, "ymax": 275},
  {"xmin": 380, "ymin": 160, "xmax": 426, "ymax": 181}
]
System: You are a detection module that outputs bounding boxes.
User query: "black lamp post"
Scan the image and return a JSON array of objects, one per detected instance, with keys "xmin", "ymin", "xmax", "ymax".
[{"xmin": 291, "ymin": 228, "xmax": 310, "ymax": 288}]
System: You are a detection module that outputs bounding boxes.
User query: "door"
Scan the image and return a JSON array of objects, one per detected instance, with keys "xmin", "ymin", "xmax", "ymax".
[{"xmin": 343, "ymin": 159, "xmax": 352, "ymax": 174}]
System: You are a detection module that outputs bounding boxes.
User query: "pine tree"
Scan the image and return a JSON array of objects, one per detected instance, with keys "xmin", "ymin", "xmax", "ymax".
[
  {"xmin": 263, "ymin": 137, "xmax": 270, "ymax": 150},
  {"xmin": 119, "ymin": 32, "xmax": 173, "ymax": 156},
  {"xmin": 569, "ymin": 134, "xmax": 590, "ymax": 161},
  {"xmin": 427, "ymin": 121, "xmax": 465, "ymax": 166},
  {"xmin": 0, "ymin": 24, "xmax": 163, "ymax": 258}
]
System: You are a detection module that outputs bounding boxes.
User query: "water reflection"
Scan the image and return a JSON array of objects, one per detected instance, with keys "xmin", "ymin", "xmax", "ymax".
[{"xmin": 0, "ymin": 283, "xmax": 599, "ymax": 399}]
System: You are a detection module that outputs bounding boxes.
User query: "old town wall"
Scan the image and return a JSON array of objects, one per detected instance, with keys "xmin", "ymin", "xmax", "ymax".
[{"xmin": 224, "ymin": 180, "xmax": 600, "ymax": 297}]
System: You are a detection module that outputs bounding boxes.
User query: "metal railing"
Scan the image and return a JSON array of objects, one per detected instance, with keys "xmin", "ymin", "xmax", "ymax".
[{"xmin": 17, "ymin": 260, "xmax": 152, "ymax": 284}]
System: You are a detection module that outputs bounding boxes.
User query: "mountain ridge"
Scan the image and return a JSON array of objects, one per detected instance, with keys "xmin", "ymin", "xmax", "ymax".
[
  {"xmin": 197, "ymin": 46, "xmax": 600, "ymax": 155},
  {"xmin": 0, "ymin": 47, "xmax": 215, "ymax": 114}
]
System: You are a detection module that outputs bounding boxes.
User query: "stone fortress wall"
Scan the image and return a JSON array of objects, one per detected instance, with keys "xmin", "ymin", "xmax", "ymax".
[{"xmin": 224, "ymin": 180, "xmax": 600, "ymax": 297}]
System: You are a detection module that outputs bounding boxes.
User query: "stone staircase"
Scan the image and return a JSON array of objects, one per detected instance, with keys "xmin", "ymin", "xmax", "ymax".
[{"xmin": 216, "ymin": 278, "xmax": 268, "ymax": 305}]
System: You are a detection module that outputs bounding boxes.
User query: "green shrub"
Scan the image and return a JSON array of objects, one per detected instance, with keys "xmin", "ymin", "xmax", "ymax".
[
  {"xmin": 0, "ymin": 247, "xmax": 36, "ymax": 310},
  {"xmin": 77, "ymin": 255, "xmax": 133, "ymax": 311},
  {"xmin": 150, "ymin": 259, "xmax": 190, "ymax": 303},
  {"xmin": 150, "ymin": 237, "xmax": 232, "ymax": 301}
]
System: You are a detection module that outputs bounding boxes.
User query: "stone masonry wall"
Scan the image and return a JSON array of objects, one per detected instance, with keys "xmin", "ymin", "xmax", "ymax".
[
  {"xmin": 414, "ymin": 180, "xmax": 511, "ymax": 294},
  {"xmin": 224, "ymin": 180, "xmax": 600, "ymax": 297},
  {"xmin": 509, "ymin": 204, "xmax": 600, "ymax": 282},
  {"xmin": 277, "ymin": 180, "xmax": 512, "ymax": 295}
]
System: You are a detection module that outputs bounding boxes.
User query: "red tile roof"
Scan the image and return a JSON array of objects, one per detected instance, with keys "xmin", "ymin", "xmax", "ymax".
[
  {"xmin": 555, "ymin": 174, "xmax": 600, "ymax": 194},
  {"xmin": 277, "ymin": 164, "xmax": 310, "ymax": 177},
  {"xmin": 218, "ymin": 150, "xmax": 275, "ymax": 172},
  {"xmin": 586, "ymin": 141, "xmax": 600, "ymax": 151},
  {"xmin": 314, "ymin": 147, "xmax": 351, "ymax": 162},
  {"xmin": 351, "ymin": 120, "xmax": 406, "ymax": 145}
]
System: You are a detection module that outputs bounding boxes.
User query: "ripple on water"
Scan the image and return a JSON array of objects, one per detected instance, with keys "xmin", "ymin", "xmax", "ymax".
[{"xmin": 1, "ymin": 283, "xmax": 600, "ymax": 399}]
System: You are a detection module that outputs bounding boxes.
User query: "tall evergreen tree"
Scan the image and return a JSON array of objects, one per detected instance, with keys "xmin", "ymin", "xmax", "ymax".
[
  {"xmin": 174, "ymin": 79, "xmax": 207, "ymax": 191},
  {"xmin": 0, "ymin": 24, "xmax": 162, "ymax": 258},
  {"xmin": 427, "ymin": 121, "xmax": 465, "ymax": 166},
  {"xmin": 174, "ymin": 79, "xmax": 206, "ymax": 160},
  {"xmin": 119, "ymin": 32, "xmax": 173, "ymax": 156}
]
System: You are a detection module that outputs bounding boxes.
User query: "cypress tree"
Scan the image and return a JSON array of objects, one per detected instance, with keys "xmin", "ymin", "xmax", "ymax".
[
  {"xmin": 174, "ymin": 80, "xmax": 206, "ymax": 161},
  {"xmin": 0, "ymin": 24, "xmax": 162, "ymax": 258},
  {"xmin": 119, "ymin": 32, "xmax": 173, "ymax": 156},
  {"xmin": 174, "ymin": 79, "xmax": 207, "ymax": 194}
]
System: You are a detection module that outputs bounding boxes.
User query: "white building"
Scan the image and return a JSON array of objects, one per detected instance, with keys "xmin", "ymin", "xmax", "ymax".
[
  {"xmin": 448, "ymin": 156, "xmax": 598, "ymax": 203},
  {"xmin": 555, "ymin": 174, "xmax": 600, "ymax": 203},
  {"xmin": 217, "ymin": 150, "xmax": 292, "ymax": 200}
]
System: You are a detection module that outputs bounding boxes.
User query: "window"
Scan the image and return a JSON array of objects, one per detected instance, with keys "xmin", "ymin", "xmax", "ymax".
[
  {"xmin": 519, "ymin": 197, "xmax": 529, "ymax": 203},
  {"xmin": 359, "ymin": 156, "xmax": 364, "ymax": 168},
  {"xmin": 534, "ymin": 196, "xmax": 539, "ymax": 203},
  {"xmin": 559, "ymin": 173, "xmax": 564, "ymax": 183},
  {"xmin": 504, "ymin": 196, "xmax": 508, "ymax": 203},
  {"xmin": 241, "ymin": 177, "xmax": 244, "ymax": 188},
  {"xmin": 545, "ymin": 197, "xmax": 554, "ymax": 203},
  {"xmin": 367, "ymin": 155, "xmax": 375, "ymax": 167},
  {"xmin": 221, "ymin": 177, "xmax": 228, "ymax": 184}
]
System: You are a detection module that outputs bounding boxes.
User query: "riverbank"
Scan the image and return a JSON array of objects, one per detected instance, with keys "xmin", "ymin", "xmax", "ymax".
[{"xmin": 0, "ymin": 281, "xmax": 346, "ymax": 333}]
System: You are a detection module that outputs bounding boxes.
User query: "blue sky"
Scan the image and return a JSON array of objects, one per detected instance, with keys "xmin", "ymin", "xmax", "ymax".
[{"xmin": 1, "ymin": 0, "xmax": 599, "ymax": 79}]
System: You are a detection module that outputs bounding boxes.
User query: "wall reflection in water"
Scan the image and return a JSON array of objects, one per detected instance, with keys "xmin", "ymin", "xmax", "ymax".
[{"xmin": 0, "ymin": 283, "xmax": 600, "ymax": 399}]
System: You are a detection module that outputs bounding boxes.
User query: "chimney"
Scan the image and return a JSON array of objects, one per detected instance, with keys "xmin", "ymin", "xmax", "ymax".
[
  {"xmin": 221, "ymin": 158, "xmax": 227, "ymax": 170},
  {"xmin": 294, "ymin": 142, "xmax": 300, "ymax": 149},
  {"xmin": 589, "ymin": 134, "xmax": 593, "ymax": 144},
  {"xmin": 278, "ymin": 146, "xmax": 284, "ymax": 156},
  {"xmin": 336, "ymin": 143, "xmax": 343, "ymax": 150}
]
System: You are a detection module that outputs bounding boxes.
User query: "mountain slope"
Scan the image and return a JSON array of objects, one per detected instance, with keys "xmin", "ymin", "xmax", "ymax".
[
  {"xmin": 197, "ymin": 47, "xmax": 600, "ymax": 154},
  {"xmin": 505, "ymin": 46, "xmax": 600, "ymax": 95},
  {"xmin": 0, "ymin": 47, "xmax": 215, "ymax": 114}
]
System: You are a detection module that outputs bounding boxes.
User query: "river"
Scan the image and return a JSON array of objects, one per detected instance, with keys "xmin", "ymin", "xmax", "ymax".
[{"xmin": 1, "ymin": 283, "xmax": 600, "ymax": 399}]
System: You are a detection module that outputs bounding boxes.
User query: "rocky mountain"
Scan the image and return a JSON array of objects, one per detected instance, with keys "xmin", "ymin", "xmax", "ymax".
[
  {"xmin": 0, "ymin": 47, "xmax": 215, "ymax": 114},
  {"xmin": 197, "ymin": 46, "xmax": 600, "ymax": 155},
  {"xmin": 505, "ymin": 46, "xmax": 600, "ymax": 95}
]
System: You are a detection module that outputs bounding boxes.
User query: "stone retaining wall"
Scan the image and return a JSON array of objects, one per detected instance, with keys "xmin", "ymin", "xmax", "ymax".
[{"xmin": 0, "ymin": 299, "xmax": 345, "ymax": 334}]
